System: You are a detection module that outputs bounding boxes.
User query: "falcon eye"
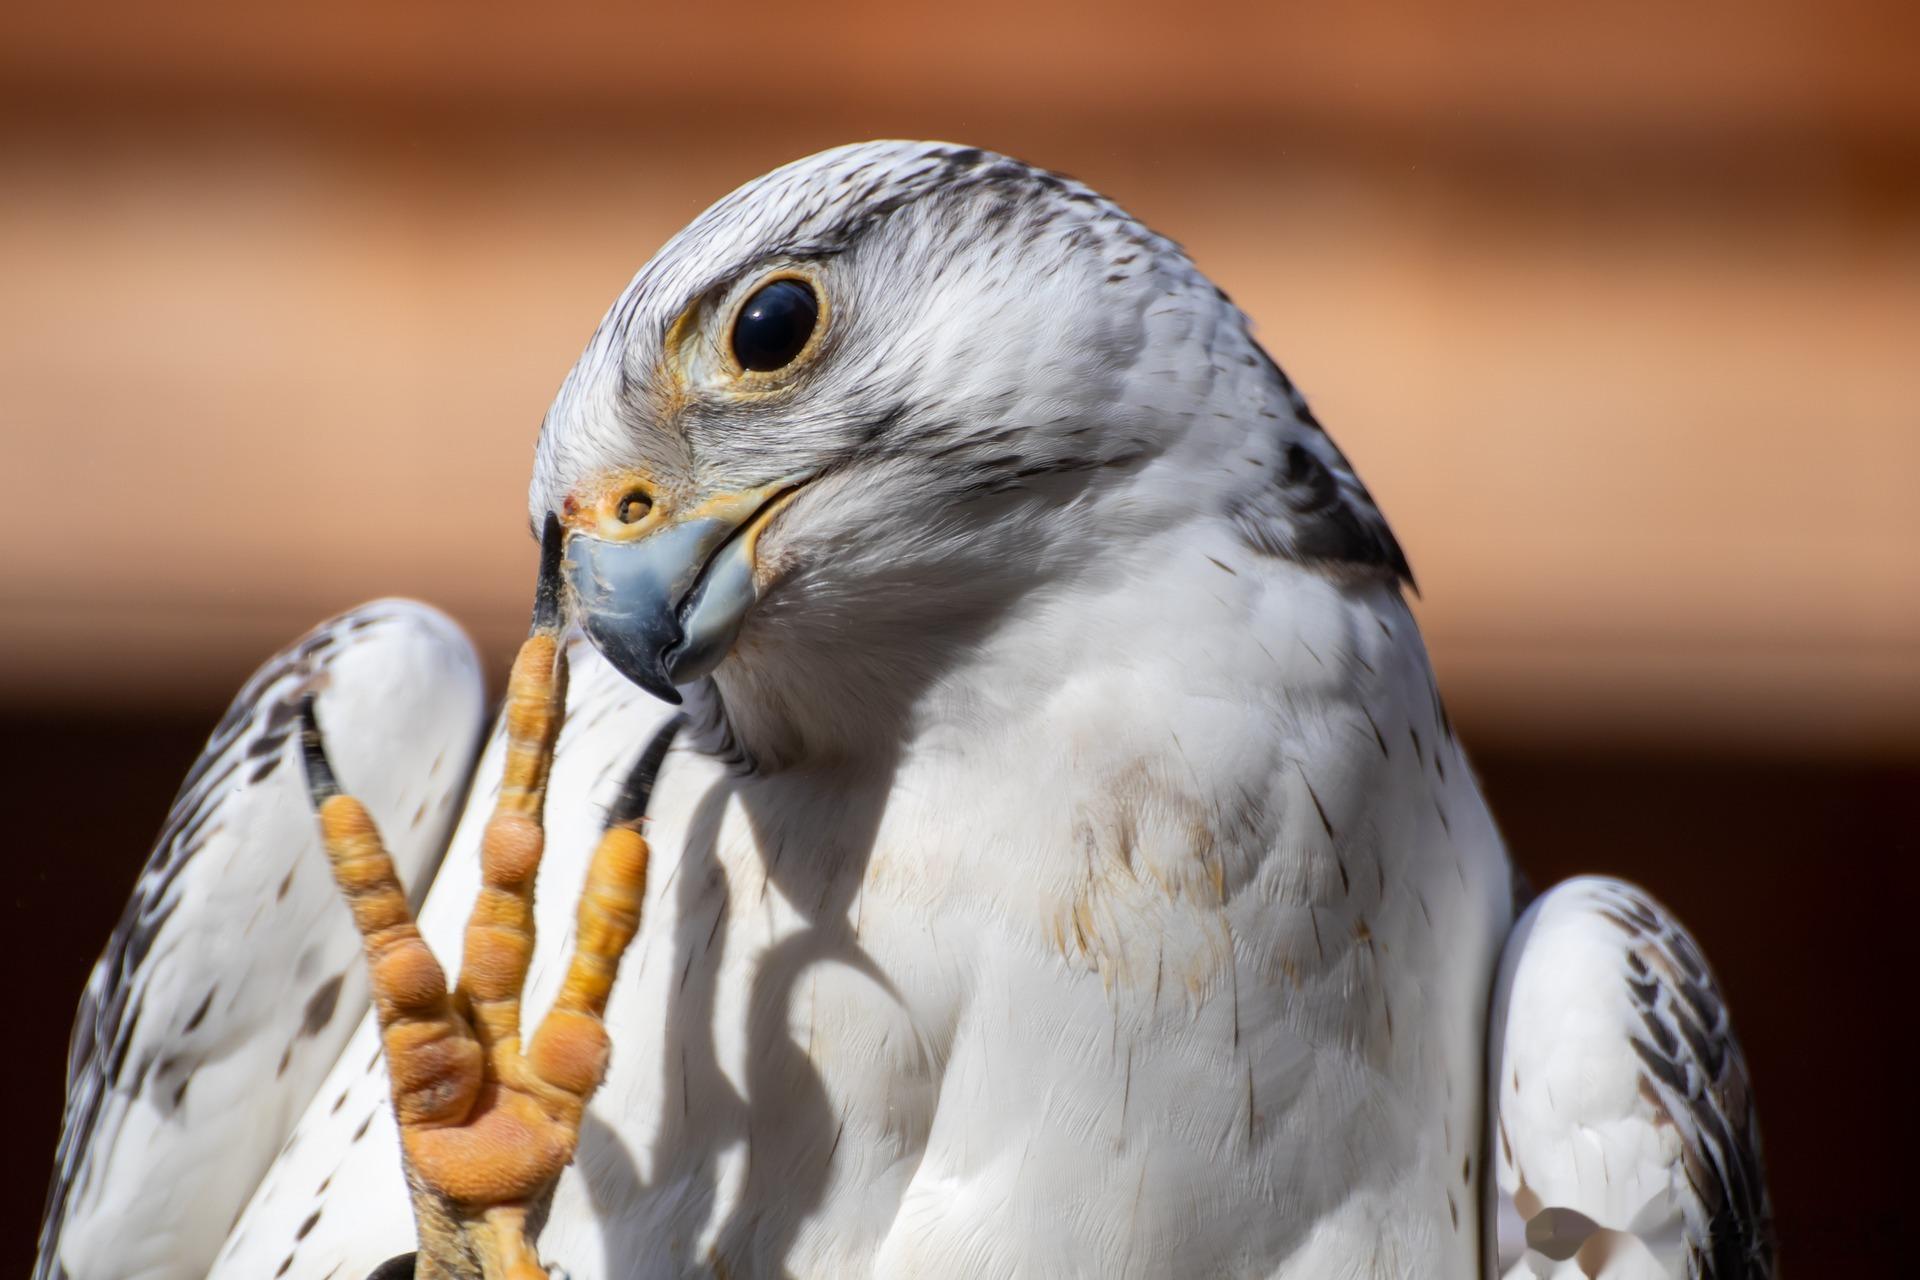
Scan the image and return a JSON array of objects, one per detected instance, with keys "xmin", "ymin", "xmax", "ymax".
[{"xmin": 731, "ymin": 278, "xmax": 819, "ymax": 373}]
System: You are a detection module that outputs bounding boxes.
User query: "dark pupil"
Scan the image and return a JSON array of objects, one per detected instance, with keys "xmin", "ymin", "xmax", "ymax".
[{"xmin": 732, "ymin": 279, "xmax": 819, "ymax": 372}]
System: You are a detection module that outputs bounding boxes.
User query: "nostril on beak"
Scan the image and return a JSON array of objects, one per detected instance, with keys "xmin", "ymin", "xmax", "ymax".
[{"xmin": 617, "ymin": 489, "xmax": 653, "ymax": 524}]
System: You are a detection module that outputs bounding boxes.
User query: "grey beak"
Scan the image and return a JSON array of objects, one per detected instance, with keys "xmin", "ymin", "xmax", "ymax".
[{"xmin": 561, "ymin": 505, "xmax": 774, "ymax": 706}]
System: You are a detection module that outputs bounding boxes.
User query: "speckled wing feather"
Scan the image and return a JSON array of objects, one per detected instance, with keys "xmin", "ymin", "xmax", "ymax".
[
  {"xmin": 35, "ymin": 600, "xmax": 486, "ymax": 1280},
  {"xmin": 1486, "ymin": 877, "xmax": 1774, "ymax": 1279}
]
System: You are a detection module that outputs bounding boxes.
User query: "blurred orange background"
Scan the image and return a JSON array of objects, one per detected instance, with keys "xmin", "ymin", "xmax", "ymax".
[{"xmin": 3, "ymin": 2, "xmax": 1915, "ymax": 1274}]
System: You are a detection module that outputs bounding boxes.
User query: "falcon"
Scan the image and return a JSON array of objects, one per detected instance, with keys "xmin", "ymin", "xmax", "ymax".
[{"xmin": 37, "ymin": 141, "xmax": 1772, "ymax": 1279}]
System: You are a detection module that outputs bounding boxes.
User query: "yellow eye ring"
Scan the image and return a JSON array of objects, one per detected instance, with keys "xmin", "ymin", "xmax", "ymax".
[
  {"xmin": 721, "ymin": 267, "xmax": 831, "ymax": 385},
  {"xmin": 660, "ymin": 265, "xmax": 832, "ymax": 393}
]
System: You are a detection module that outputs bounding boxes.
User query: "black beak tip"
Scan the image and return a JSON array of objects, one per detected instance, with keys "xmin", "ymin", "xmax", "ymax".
[
  {"xmin": 576, "ymin": 614, "xmax": 684, "ymax": 705},
  {"xmin": 639, "ymin": 670, "xmax": 685, "ymax": 706}
]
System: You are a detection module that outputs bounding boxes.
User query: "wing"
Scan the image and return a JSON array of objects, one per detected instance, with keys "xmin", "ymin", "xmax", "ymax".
[
  {"xmin": 1223, "ymin": 346, "xmax": 1416, "ymax": 589},
  {"xmin": 36, "ymin": 600, "xmax": 486, "ymax": 1280},
  {"xmin": 206, "ymin": 633, "xmax": 682, "ymax": 1280},
  {"xmin": 1486, "ymin": 877, "xmax": 1774, "ymax": 1279}
]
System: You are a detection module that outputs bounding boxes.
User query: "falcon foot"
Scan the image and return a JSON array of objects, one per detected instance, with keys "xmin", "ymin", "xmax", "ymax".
[{"xmin": 300, "ymin": 520, "xmax": 681, "ymax": 1280}]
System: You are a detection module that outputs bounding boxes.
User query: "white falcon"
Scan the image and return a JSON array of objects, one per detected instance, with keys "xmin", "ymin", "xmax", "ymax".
[{"xmin": 37, "ymin": 141, "xmax": 1772, "ymax": 1279}]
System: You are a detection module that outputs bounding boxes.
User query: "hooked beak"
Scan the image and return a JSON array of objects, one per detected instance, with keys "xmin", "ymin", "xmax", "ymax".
[{"xmin": 558, "ymin": 476, "xmax": 804, "ymax": 704}]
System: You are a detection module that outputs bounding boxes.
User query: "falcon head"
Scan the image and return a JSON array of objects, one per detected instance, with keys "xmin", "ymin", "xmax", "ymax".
[{"xmin": 532, "ymin": 141, "xmax": 1406, "ymax": 756}]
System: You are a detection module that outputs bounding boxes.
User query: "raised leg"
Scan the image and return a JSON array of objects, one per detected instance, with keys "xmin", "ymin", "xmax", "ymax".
[{"xmin": 301, "ymin": 521, "xmax": 681, "ymax": 1280}]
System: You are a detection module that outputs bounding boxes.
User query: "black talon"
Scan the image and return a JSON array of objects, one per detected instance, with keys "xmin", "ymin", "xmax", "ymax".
[
  {"xmin": 532, "ymin": 511, "xmax": 568, "ymax": 636},
  {"xmin": 605, "ymin": 714, "xmax": 687, "ymax": 830},
  {"xmin": 298, "ymin": 694, "xmax": 341, "ymax": 805},
  {"xmin": 364, "ymin": 1253, "xmax": 416, "ymax": 1280}
]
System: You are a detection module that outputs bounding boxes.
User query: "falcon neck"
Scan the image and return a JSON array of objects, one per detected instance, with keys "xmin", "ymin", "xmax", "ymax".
[{"xmin": 698, "ymin": 503, "xmax": 1246, "ymax": 775}]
